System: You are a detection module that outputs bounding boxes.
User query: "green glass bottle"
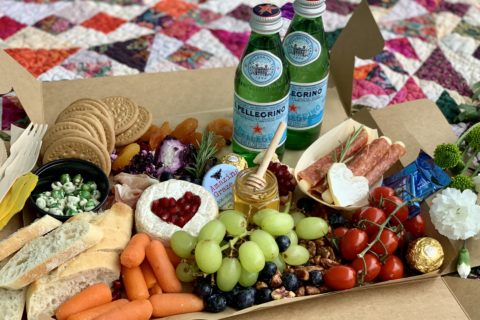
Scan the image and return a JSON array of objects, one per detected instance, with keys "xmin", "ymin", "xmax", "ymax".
[
  {"xmin": 283, "ymin": 0, "xmax": 330, "ymax": 150},
  {"xmin": 233, "ymin": 4, "xmax": 290, "ymax": 166}
]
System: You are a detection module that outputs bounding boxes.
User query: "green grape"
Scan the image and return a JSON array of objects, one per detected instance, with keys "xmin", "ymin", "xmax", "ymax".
[
  {"xmin": 250, "ymin": 229, "xmax": 279, "ymax": 261},
  {"xmin": 176, "ymin": 261, "xmax": 198, "ymax": 282},
  {"xmin": 219, "ymin": 210, "xmax": 247, "ymax": 236},
  {"xmin": 290, "ymin": 211, "xmax": 306, "ymax": 226},
  {"xmin": 198, "ymin": 220, "xmax": 226, "ymax": 244},
  {"xmin": 170, "ymin": 231, "xmax": 197, "ymax": 258},
  {"xmin": 239, "ymin": 267, "xmax": 258, "ymax": 287},
  {"xmin": 260, "ymin": 213, "xmax": 294, "ymax": 236},
  {"xmin": 286, "ymin": 230, "xmax": 298, "ymax": 246},
  {"xmin": 281, "ymin": 244, "xmax": 310, "ymax": 266},
  {"xmin": 238, "ymin": 241, "xmax": 265, "ymax": 273},
  {"xmin": 252, "ymin": 208, "xmax": 278, "ymax": 226},
  {"xmin": 295, "ymin": 217, "xmax": 329, "ymax": 240},
  {"xmin": 216, "ymin": 257, "xmax": 242, "ymax": 292},
  {"xmin": 272, "ymin": 254, "xmax": 286, "ymax": 273},
  {"xmin": 195, "ymin": 240, "xmax": 223, "ymax": 274}
]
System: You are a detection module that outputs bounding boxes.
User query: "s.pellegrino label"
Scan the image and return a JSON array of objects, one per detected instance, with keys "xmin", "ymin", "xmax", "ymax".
[
  {"xmin": 233, "ymin": 93, "xmax": 289, "ymax": 151},
  {"xmin": 288, "ymin": 75, "xmax": 328, "ymax": 129},
  {"xmin": 241, "ymin": 50, "xmax": 283, "ymax": 87},
  {"xmin": 283, "ymin": 31, "xmax": 321, "ymax": 67}
]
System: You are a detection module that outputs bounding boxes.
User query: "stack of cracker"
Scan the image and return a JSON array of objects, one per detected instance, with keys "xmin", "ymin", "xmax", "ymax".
[{"xmin": 41, "ymin": 97, "xmax": 152, "ymax": 175}]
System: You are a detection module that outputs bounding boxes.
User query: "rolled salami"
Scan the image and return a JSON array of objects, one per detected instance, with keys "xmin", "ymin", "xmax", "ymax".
[
  {"xmin": 365, "ymin": 142, "xmax": 406, "ymax": 186},
  {"xmin": 298, "ymin": 128, "xmax": 369, "ymax": 187},
  {"xmin": 349, "ymin": 136, "xmax": 391, "ymax": 176}
]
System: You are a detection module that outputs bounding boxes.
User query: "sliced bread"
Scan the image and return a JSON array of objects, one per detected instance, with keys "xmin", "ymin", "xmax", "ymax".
[
  {"xmin": 0, "ymin": 220, "xmax": 103, "ymax": 289},
  {"xmin": 0, "ymin": 215, "xmax": 62, "ymax": 263},
  {"xmin": 26, "ymin": 251, "xmax": 120, "ymax": 320},
  {"xmin": 0, "ymin": 287, "xmax": 25, "ymax": 320}
]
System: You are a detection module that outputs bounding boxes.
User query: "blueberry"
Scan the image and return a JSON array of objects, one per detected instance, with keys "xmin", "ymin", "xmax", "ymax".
[
  {"xmin": 224, "ymin": 284, "xmax": 242, "ymax": 307},
  {"xmin": 328, "ymin": 213, "xmax": 346, "ymax": 228},
  {"xmin": 275, "ymin": 235, "xmax": 291, "ymax": 252},
  {"xmin": 309, "ymin": 270, "xmax": 323, "ymax": 286},
  {"xmin": 296, "ymin": 197, "xmax": 315, "ymax": 213},
  {"xmin": 160, "ymin": 171, "xmax": 174, "ymax": 182},
  {"xmin": 255, "ymin": 287, "xmax": 272, "ymax": 304},
  {"xmin": 205, "ymin": 293, "xmax": 227, "ymax": 313},
  {"xmin": 234, "ymin": 287, "xmax": 255, "ymax": 310},
  {"xmin": 282, "ymin": 273, "xmax": 299, "ymax": 291},
  {"xmin": 259, "ymin": 262, "xmax": 277, "ymax": 281},
  {"xmin": 194, "ymin": 279, "xmax": 213, "ymax": 298}
]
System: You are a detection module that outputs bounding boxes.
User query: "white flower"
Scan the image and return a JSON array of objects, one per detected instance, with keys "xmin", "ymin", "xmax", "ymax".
[
  {"xmin": 473, "ymin": 174, "xmax": 480, "ymax": 193},
  {"xmin": 430, "ymin": 188, "xmax": 480, "ymax": 240}
]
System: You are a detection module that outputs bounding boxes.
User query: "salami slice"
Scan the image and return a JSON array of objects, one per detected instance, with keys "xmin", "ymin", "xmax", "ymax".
[
  {"xmin": 298, "ymin": 128, "xmax": 369, "ymax": 187},
  {"xmin": 365, "ymin": 142, "xmax": 406, "ymax": 186},
  {"xmin": 349, "ymin": 137, "xmax": 391, "ymax": 176}
]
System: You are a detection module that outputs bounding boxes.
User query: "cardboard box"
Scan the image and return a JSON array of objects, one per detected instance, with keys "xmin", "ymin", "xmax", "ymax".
[{"xmin": 1, "ymin": 1, "xmax": 479, "ymax": 319}]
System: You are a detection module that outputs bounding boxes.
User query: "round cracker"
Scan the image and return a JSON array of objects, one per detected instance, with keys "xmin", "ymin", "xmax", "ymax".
[
  {"xmin": 42, "ymin": 122, "xmax": 91, "ymax": 153},
  {"xmin": 57, "ymin": 118, "xmax": 98, "ymax": 141},
  {"xmin": 58, "ymin": 112, "xmax": 108, "ymax": 150},
  {"xmin": 115, "ymin": 106, "xmax": 153, "ymax": 147},
  {"xmin": 59, "ymin": 98, "xmax": 114, "ymax": 125},
  {"xmin": 41, "ymin": 128, "xmax": 91, "ymax": 156},
  {"xmin": 43, "ymin": 136, "xmax": 110, "ymax": 175},
  {"xmin": 102, "ymin": 96, "xmax": 139, "ymax": 135}
]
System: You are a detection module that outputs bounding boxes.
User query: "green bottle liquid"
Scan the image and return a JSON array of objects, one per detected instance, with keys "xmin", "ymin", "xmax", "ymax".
[
  {"xmin": 283, "ymin": 0, "xmax": 330, "ymax": 150},
  {"xmin": 233, "ymin": 4, "xmax": 290, "ymax": 166}
]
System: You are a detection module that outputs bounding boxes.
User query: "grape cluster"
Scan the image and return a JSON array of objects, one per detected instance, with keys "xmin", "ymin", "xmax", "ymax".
[
  {"xmin": 170, "ymin": 208, "xmax": 330, "ymax": 312},
  {"xmin": 267, "ymin": 162, "xmax": 297, "ymax": 196}
]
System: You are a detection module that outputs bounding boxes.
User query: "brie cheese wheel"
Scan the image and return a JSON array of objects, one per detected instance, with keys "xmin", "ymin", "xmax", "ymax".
[
  {"xmin": 327, "ymin": 163, "xmax": 369, "ymax": 207},
  {"xmin": 136, "ymin": 180, "xmax": 219, "ymax": 245}
]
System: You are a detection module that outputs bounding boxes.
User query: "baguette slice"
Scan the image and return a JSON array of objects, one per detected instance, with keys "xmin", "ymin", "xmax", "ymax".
[
  {"xmin": 26, "ymin": 251, "xmax": 120, "ymax": 320},
  {"xmin": 0, "ymin": 287, "xmax": 25, "ymax": 320},
  {"xmin": 0, "ymin": 215, "xmax": 62, "ymax": 262},
  {"xmin": 0, "ymin": 220, "xmax": 103, "ymax": 289}
]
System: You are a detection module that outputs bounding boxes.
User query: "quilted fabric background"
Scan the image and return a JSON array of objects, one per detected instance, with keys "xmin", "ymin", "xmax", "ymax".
[{"xmin": 0, "ymin": 0, "xmax": 479, "ymax": 134}]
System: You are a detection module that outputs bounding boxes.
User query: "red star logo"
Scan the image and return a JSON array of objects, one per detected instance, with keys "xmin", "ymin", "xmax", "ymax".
[
  {"xmin": 252, "ymin": 123, "xmax": 263, "ymax": 134},
  {"xmin": 258, "ymin": 4, "xmax": 274, "ymax": 14},
  {"xmin": 289, "ymin": 104, "xmax": 298, "ymax": 112}
]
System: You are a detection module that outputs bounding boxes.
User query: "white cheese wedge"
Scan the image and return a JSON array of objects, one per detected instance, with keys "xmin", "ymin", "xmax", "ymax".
[
  {"xmin": 135, "ymin": 180, "xmax": 219, "ymax": 245},
  {"xmin": 327, "ymin": 163, "xmax": 369, "ymax": 207}
]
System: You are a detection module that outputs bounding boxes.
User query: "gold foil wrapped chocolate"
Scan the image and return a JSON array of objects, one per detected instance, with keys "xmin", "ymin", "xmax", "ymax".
[
  {"xmin": 221, "ymin": 153, "xmax": 248, "ymax": 171},
  {"xmin": 406, "ymin": 237, "xmax": 444, "ymax": 273}
]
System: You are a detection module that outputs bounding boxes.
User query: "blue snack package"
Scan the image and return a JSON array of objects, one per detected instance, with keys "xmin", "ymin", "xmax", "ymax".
[{"xmin": 382, "ymin": 150, "xmax": 451, "ymax": 218}]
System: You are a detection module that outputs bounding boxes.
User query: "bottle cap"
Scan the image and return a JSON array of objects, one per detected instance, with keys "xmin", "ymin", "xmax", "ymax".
[
  {"xmin": 294, "ymin": 0, "xmax": 326, "ymax": 18},
  {"xmin": 250, "ymin": 3, "xmax": 283, "ymax": 35}
]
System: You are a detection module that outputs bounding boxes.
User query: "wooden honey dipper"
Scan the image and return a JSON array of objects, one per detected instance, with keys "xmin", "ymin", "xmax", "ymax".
[{"xmin": 245, "ymin": 121, "xmax": 287, "ymax": 190}]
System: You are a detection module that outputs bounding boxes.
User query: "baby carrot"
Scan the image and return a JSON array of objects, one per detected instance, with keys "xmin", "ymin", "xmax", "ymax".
[
  {"xmin": 140, "ymin": 260, "xmax": 157, "ymax": 289},
  {"xmin": 93, "ymin": 299, "xmax": 152, "ymax": 320},
  {"xmin": 165, "ymin": 246, "xmax": 181, "ymax": 268},
  {"xmin": 149, "ymin": 284, "xmax": 162, "ymax": 296},
  {"xmin": 149, "ymin": 293, "xmax": 204, "ymax": 317},
  {"xmin": 145, "ymin": 240, "xmax": 182, "ymax": 293},
  {"xmin": 56, "ymin": 283, "xmax": 112, "ymax": 320},
  {"xmin": 122, "ymin": 265, "xmax": 150, "ymax": 300},
  {"xmin": 67, "ymin": 299, "xmax": 129, "ymax": 320},
  {"xmin": 121, "ymin": 233, "xmax": 151, "ymax": 268}
]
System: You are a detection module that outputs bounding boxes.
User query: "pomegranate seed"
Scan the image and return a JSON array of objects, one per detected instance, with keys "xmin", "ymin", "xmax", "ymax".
[
  {"xmin": 184, "ymin": 191, "xmax": 193, "ymax": 200},
  {"xmin": 159, "ymin": 198, "xmax": 169, "ymax": 207},
  {"xmin": 113, "ymin": 280, "xmax": 122, "ymax": 289},
  {"xmin": 184, "ymin": 204, "xmax": 191, "ymax": 212},
  {"xmin": 112, "ymin": 291, "xmax": 121, "ymax": 300},
  {"xmin": 160, "ymin": 212, "xmax": 169, "ymax": 220},
  {"xmin": 168, "ymin": 198, "xmax": 176, "ymax": 207}
]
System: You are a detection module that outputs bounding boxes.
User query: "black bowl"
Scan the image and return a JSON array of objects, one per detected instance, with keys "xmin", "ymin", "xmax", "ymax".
[{"xmin": 29, "ymin": 159, "xmax": 110, "ymax": 222}]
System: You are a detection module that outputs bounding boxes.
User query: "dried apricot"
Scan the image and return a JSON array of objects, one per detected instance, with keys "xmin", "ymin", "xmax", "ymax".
[
  {"xmin": 140, "ymin": 125, "xmax": 159, "ymax": 142},
  {"xmin": 182, "ymin": 131, "xmax": 203, "ymax": 148},
  {"xmin": 149, "ymin": 121, "xmax": 172, "ymax": 149},
  {"xmin": 207, "ymin": 118, "xmax": 233, "ymax": 141},
  {"xmin": 112, "ymin": 143, "xmax": 140, "ymax": 171},
  {"xmin": 171, "ymin": 118, "xmax": 198, "ymax": 142},
  {"xmin": 213, "ymin": 135, "xmax": 226, "ymax": 152}
]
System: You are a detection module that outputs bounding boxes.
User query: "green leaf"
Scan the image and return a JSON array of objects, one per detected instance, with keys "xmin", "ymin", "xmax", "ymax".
[
  {"xmin": 454, "ymin": 104, "xmax": 480, "ymax": 123},
  {"xmin": 436, "ymin": 91, "xmax": 460, "ymax": 123},
  {"xmin": 472, "ymin": 81, "xmax": 480, "ymax": 101}
]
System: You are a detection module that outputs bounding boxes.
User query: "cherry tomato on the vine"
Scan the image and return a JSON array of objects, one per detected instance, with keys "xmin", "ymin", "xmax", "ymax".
[
  {"xmin": 324, "ymin": 266, "xmax": 357, "ymax": 290},
  {"xmin": 340, "ymin": 228, "xmax": 369, "ymax": 260},
  {"xmin": 370, "ymin": 229, "xmax": 399, "ymax": 256},
  {"xmin": 369, "ymin": 186, "xmax": 395, "ymax": 207},
  {"xmin": 382, "ymin": 195, "xmax": 409, "ymax": 226},
  {"xmin": 404, "ymin": 214, "xmax": 426, "ymax": 238},
  {"xmin": 351, "ymin": 253, "xmax": 382, "ymax": 282},
  {"xmin": 351, "ymin": 209, "xmax": 363, "ymax": 224},
  {"xmin": 357, "ymin": 207, "xmax": 386, "ymax": 236},
  {"xmin": 333, "ymin": 227, "xmax": 349, "ymax": 238},
  {"xmin": 378, "ymin": 255, "xmax": 404, "ymax": 281}
]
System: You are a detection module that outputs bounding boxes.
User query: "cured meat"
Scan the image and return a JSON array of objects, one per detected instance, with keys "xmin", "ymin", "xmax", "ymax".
[
  {"xmin": 298, "ymin": 128, "xmax": 369, "ymax": 187},
  {"xmin": 365, "ymin": 142, "xmax": 406, "ymax": 186},
  {"xmin": 113, "ymin": 173, "xmax": 158, "ymax": 208},
  {"xmin": 349, "ymin": 137, "xmax": 391, "ymax": 176}
]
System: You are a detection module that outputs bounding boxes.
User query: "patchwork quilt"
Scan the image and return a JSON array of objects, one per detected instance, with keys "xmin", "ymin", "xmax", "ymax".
[{"xmin": 0, "ymin": 0, "xmax": 479, "ymax": 135}]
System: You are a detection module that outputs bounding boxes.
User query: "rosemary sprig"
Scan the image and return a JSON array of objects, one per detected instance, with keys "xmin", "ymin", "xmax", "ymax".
[
  {"xmin": 339, "ymin": 125, "xmax": 364, "ymax": 163},
  {"xmin": 186, "ymin": 131, "xmax": 218, "ymax": 179}
]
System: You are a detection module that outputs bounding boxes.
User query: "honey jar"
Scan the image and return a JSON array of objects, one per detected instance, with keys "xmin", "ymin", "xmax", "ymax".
[{"xmin": 233, "ymin": 167, "xmax": 280, "ymax": 221}]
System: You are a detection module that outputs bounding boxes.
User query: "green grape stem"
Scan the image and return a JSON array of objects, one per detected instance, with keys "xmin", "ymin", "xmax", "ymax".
[{"xmin": 220, "ymin": 230, "xmax": 251, "ymax": 252}]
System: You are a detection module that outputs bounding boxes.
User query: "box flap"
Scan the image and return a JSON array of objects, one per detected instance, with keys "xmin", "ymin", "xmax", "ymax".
[
  {"xmin": 330, "ymin": 0, "xmax": 384, "ymax": 115},
  {"xmin": 443, "ymin": 276, "xmax": 480, "ymax": 320}
]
